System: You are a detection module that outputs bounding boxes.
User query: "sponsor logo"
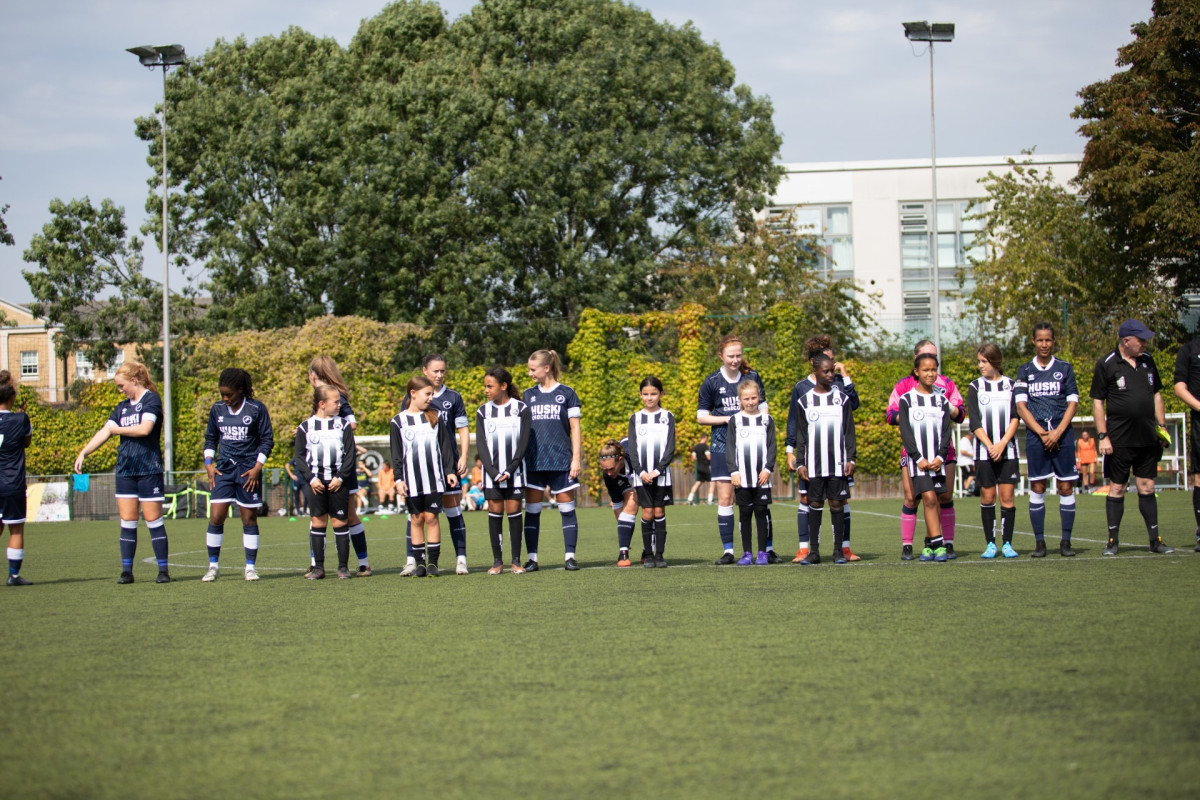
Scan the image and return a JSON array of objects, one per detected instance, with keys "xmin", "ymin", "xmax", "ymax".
[
  {"xmin": 980, "ymin": 394, "xmax": 991, "ymax": 406},
  {"xmin": 637, "ymin": 425, "xmax": 648, "ymax": 436},
  {"xmin": 307, "ymin": 432, "xmax": 322, "ymax": 445},
  {"xmin": 486, "ymin": 420, "xmax": 497, "ymax": 433},
  {"xmin": 738, "ymin": 427, "xmax": 751, "ymax": 438},
  {"xmin": 807, "ymin": 410, "xmax": 820, "ymax": 422},
  {"xmin": 913, "ymin": 409, "xmax": 925, "ymax": 421},
  {"xmin": 403, "ymin": 428, "xmax": 416, "ymax": 440},
  {"xmin": 218, "ymin": 416, "xmax": 224, "ymax": 423}
]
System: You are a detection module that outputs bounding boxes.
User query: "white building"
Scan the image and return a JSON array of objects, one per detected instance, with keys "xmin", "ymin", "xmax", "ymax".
[{"xmin": 766, "ymin": 153, "xmax": 1082, "ymax": 344}]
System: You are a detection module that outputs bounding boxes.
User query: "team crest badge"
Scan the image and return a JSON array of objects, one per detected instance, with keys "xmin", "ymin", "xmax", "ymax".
[
  {"xmin": 332, "ymin": 419, "xmax": 343, "ymax": 430},
  {"xmin": 307, "ymin": 432, "xmax": 322, "ymax": 445},
  {"xmin": 443, "ymin": 401, "xmax": 452, "ymax": 409},
  {"xmin": 135, "ymin": 403, "xmax": 143, "ymax": 411},
  {"xmin": 1117, "ymin": 376, "xmax": 1126, "ymax": 390},
  {"xmin": 1053, "ymin": 372, "xmax": 1064, "ymax": 380},
  {"xmin": 243, "ymin": 415, "xmax": 252, "ymax": 425},
  {"xmin": 739, "ymin": 428, "xmax": 750, "ymax": 438},
  {"xmin": 555, "ymin": 394, "xmax": 565, "ymax": 404},
  {"xmin": 913, "ymin": 409, "xmax": 926, "ymax": 421},
  {"xmin": 807, "ymin": 410, "xmax": 820, "ymax": 422},
  {"xmin": 832, "ymin": 394, "xmax": 843, "ymax": 406},
  {"xmin": 980, "ymin": 395, "xmax": 991, "ymax": 406}
]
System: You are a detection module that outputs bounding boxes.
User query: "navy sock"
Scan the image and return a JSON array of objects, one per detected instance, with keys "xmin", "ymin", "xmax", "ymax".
[
  {"xmin": 1059, "ymin": 494, "xmax": 1076, "ymax": 541},
  {"xmin": 147, "ymin": 518, "xmax": 169, "ymax": 570},
  {"xmin": 523, "ymin": 509, "xmax": 542, "ymax": 556},
  {"xmin": 347, "ymin": 522, "xmax": 368, "ymax": 564},
  {"xmin": 206, "ymin": 523, "xmax": 224, "ymax": 564},
  {"xmin": 1029, "ymin": 492, "xmax": 1046, "ymax": 541},
  {"xmin": 119, "ymin": 520, "xmax": 138, "ymax": 570},
  {"xmin": 243, "ymin": 524, "xmax": 260, "ymax": 567},
  {"xmin": 616, "ymin": 513, "xmax": 635, "ymax": 550},
  {"xmin": 717, "ymin": 505, "xmax": 735, "ymax": 550},
  {"xmin": 445, "ymin": 508, "xmax": 467, "ymax": 557},
  {"xmin": 560, "ymin": 504, "xmax": 578, "ymax": 552},
  {"xmin": 7, "ymin": 547, "xmax": 22, "ymax": 576},
  {"xmin": 797, "ymin": 503, "xmax": 810, "ymax": 545}
]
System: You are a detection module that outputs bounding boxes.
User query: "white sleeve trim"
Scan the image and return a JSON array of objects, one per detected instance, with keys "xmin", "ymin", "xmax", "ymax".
[
  {"xmin": 141, "ymin": 413, "xmax": 158, "ymax": 423},
  {"xmin": 203, "ymin": 448, "xmax": 216, "ymax": 459},
  {"xmin": 257, "ymin": 453, "xmax": 268, "ymax": 464},
  {"xmin": 567, "ymin": 407, "xmax": 581, "ymax": 419}
]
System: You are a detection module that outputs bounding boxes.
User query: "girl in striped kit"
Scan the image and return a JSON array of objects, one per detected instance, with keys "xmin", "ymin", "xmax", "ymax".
[
  {"xmin": 728, "ymin": 379, "xmax": 777, "ymax": 566},
  {"xmin": 390, "ymin": 376, "xmax": 458, "ymax": 577},
  {"xmin": 294, "ymin": 384, "xmax": 357, "ymax": 579},
  {"xmin": 597, "ymin": 439, "xmax": 640, "ymax": 567},
  {"xmin": 476, "ymin": 367, "xmax": 532, "ymax": 574},
  {"xmin": 898, "ymin": 353, "xmax": 954, "ymax": 562},
  {"xmin": 968, "ymin": 343, "xmax": 1020, "ymax": 559},
  {"xmin": 626, "ymin": 376, "xmax": 675, "ymax": 568}
]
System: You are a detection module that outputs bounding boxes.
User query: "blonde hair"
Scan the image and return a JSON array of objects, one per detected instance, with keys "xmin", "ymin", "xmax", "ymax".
[
  {"xmin": 116, "ymin": 361, "xmax": 156, "ymax": 393},
  {"xmin": 598, "ymin": 438, "xmax": 626, "ymax": 461},
  {"xmin": 529, "ymin": 349, "xmax": 562, "ymax": 382},
  {"xmin": 309, "ymin": 355, "xmax": 350, "ymax": 400},
  {"xmin": 736, "ymin": 378, "xmax": 761, "ymax": 400}
]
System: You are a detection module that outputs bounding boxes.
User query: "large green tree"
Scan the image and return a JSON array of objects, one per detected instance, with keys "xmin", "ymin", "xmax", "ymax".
[
  {"xmin": 1073, "ymin": 0, "xmax": 1200, "ymax": 303},
  {"xmin": 133, "ymin": 0, "xmax": 781, "ymax": 362},
  {"xmin": 963, "ymin": 157, "xmax": 1176, "ymax": 361}
]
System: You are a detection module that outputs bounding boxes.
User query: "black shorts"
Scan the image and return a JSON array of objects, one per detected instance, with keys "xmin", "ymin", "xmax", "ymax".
[
  {"xmin": 406, "ymin": 493, "xmax": 446, "ymax": 515},
  {"xmin": 1189, "ymin": 419, "xmax": 1200, "ymax": 475},
  {"xmin": 910, "ymin": 472, "xmax": 948, "ymax": 496},
  {"xmin": 975, "ymin": 457, "xmax": 1019, "ymax": 488},
  {"xmin": 1104, "ymin": 445, "xmax": 1162, "ymax": 484},
  {"xmin": 0, "ymin": 489, "xmax": 26, "ymax": 524},
  {"xmin": 807, "ymin": 476, "xmax": 850, "ymax": 504},
  {"xmin": 603, "ymin": 473, "xmax": 633, "ymax": 507},
  {"xmin": 735, "ymin": 487, "xmax": 772, "ymax": 508},
  {"xmin": 308, "ymin": 482, "xmax": 350, "ymax": 521},
  {"xmin": 695, "ymin": 469, "xmax": 711, "ymax": 482},
  {"xmin": 636, "ymin": 483, "xmax": 673, "ymax": 508},
  {"xmin": 483, "ymin": 484, "xmax": 524, "ymax": 502}
]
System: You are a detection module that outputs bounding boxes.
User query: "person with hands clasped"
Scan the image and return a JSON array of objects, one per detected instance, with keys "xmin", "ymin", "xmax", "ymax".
[
  {"xmin": 626, "ymin": 376, "xmax": 675, "ymax": 568},
  {"xmin": 898, "ymin": 353, "xmax": 954, "ymax": 562},
  {"xmin": 201, "ymin": 368, "xmax": 275, "ymax": 582},
  {"xmin": 294, "ymin": 384, "xmax": 357, "ymax": 579},
  {"xmin": 728, "ymin": 379, "xmax": 776, "ymax": 566},
  {"xmin": 969, "ymin": 344, "xmax": 1021, "ymax": 559},
  {"xmin": 476, "ymin": 367, "xmax": 532, "ymax": 574}
]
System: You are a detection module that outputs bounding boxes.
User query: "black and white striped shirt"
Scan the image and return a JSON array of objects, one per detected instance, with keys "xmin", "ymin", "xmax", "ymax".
[
  {"xmin": 293, "ymin": 415, "xmax": 356, "ymax": 484},
  {"xmin": 898, "ymin": 389, "xmax": 952, "ymax": 479},
  {"xmin": 475, "ymin": 399, "xmax": 532, "ymax": 490},
  {"xmin": 795, "ymin": 386, "xmax": 856, "ymax": 478},
  {"xmin": 627, "ymin": 409, "xmax": 676, "ymax": 488},
  {"xmin": 967, "ymin": 377, "xmax": 1019, "ymax": 461},
  {"xmin": 727, "ymin": 411, "xmax": 777, "ymax": 489},
  {"xmin": 389, "ymin": 411, "xmax": 456, "ymax": 498}
]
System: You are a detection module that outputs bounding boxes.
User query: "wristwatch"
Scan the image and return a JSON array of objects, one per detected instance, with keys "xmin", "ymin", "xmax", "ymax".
[{"xmin": 1097, "ymin": 432, "xmax": 1108, "ymax": 440}]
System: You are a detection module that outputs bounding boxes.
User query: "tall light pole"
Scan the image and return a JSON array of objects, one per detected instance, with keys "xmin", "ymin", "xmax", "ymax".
[
  {"xmin": 902, "ymin": 21, "xmax": 954, "ymax": 354},
  {"xmin": 127, "ymin": 44, "xmax": 185, "ymax": 477}
]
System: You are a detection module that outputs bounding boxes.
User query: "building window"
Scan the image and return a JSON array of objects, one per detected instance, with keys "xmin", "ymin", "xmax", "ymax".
[
  {"xmin": 76, "ymin": 352, "xmax": 94, "ymax": 380},
  {"xmin": 770, "ymin": 205, "xmax": 854, "ymax": 281},
  {"xmin": 20, "ymin": 351, "xmax": 38, "ymax": 378},
  {"xmin": 106, "ymin": 350, "xmax": 125, "ymax": 379},
  {"xmin": 898, "ymin": 200, "xmax": 985, "ymax": 323}
]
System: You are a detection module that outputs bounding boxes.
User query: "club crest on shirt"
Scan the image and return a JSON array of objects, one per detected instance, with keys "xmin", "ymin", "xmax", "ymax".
[
  {"xmin": 1117, "ymin": 376, "xmax": 1126, "ymax": 390},
  {"xmin": 738, "ymin": 427, "xmax": 751, "ymax": 438},
  {"xmin": 980, "ymin": 394, "xmax": 991, "ymax": 406},
  {"xmin": 555, "ymin": 395, "xmax": 565, "ymax": 404},
  {"xmin": 135, "ymin": 403, "xmax": 143, "ymax": 411},
  {"xmin": 332, "ymin": 419, "xmax": 343, "ymax": 430},
  {"xmin": 832, "ymin": 394, "xmax": 843, "ymax": 406},
  {"xmin": 307, "ymin": 432, "xmax": 322, "ymax": 445},
  {"xmin": 1053, "ymin": 372, "xmax": 1063, "ymax": 380},
  {"xmin": 807, "ymin": 410, "xmax": 820, "ymax": 422},
  {"xmin": 443, "ymin": 400, "xmax": 452, "ymax": 409},
  {"xmin": 913, "ymin": 409, "xmax": 926, "ymax": 421},
  {"xmin": 242, "ymin": 415, "xmax": 252, "ymax": 425}
]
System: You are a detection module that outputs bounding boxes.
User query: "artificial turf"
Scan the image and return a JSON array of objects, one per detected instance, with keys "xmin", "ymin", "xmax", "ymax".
[{"xmin": 1, "ymin": 492, "xmax": 1197, "ymax": 799}]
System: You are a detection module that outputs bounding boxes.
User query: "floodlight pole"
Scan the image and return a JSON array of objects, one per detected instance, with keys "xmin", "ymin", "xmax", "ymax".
[
  {"xmin": 903, "ymin": 22, "xmax": 954, "ymax": 355},
  {"xmin": 128, "ymin": 44, "xmax": 186, "ymax": 478}
]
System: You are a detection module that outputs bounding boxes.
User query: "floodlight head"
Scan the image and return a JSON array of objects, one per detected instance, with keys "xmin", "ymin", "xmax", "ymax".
[
  {"xmin": 903, "ymin": 22, "xmax": 955, "ymax": 43},
  {"xmin": 127, "ymin": 44, "xmax": 187, "ymax": 68}
]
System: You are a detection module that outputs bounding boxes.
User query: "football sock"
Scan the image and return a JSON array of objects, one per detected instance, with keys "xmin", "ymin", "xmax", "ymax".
[
  {"xmin": 206, "ymin": 523, "xmax": 223, "ymax": 564},
  {"xmin": 507, "ymin": 511, "xmax": 523, "ymax": 563},
  {"xmin": 642, "ymin": 517, "xmax": 655, "ymax": 557},
  {"xmin": 739, "ymin": 505, "xmax": 754, "ymax": 553},
  {"xmin": 1192, "ymin": 486, "xmax": 1200, "ymax": 530},
  {"xmin": 1105, "ymin": 495, "xmax": 1124, "ymax": 541},
  {"xmin": 831, "ymin": 505, "xmax": 845, "ymax": 553},
  {"xmin": 930, "ymin": 534, "xmax": 944, "ymax": 550},
  {"xmin": 1001, "ymin": 506, "xmax": 1015, "ymax": 544},
  {"xmin": 488, "ymin": 513, "xmax": 504, "ymax": 562},
  {"xmin": 617, "ymin": 512, "xmax": 636, "ymax": 550},
  {"xmin": 119, "ymin": 519, "xmax": 138, "ymax": 570},
  {"xmin": 334, "ymin": 529, "xmax": 350, "ymax": 569},
  {"xmin": 754, "ymin": 506, "xmax": 771, "ymax": 554},
  {"xmin": 1138, "ymin": 492, "xmax": 1159, "ymax": 541},
  {"xmin": 243, "ymin": 524, "xmax": 259, "ymax": 567},
  {"xmin": 939, "ymin": 502, "xmax": 955, "ymax": 544},
  {"xmin": 147, "ymin": 517, "xmax": 169, "ymax": 570},
  {"xmin": 560, "ymin": 502, "xmax": 578, "ymax": 552},
  {"xmin": 807, "ymin": 506, "xmax": 823, "ymax": 552},
  {"xmin": 427, "ymin": 541, "xmax": 441, "ymax": 567},
  {"xmin": 8, "ymin": 547, "xmax": 24, "ymax": 576},
  {"xmin": 1059, "ymin": 493, "xmax": 1076, "ymax": 541},
  {"xmin": 654, "ymin": 516, "xmax": 667, "ymax": 555},
  {"xmin": 901, "ymin": 505, "xmax": 917, "ymax": 546},
  {"xmin": 843, "ymin": 504, "xmax": 851, "ymax": 547},
  {"xmin": 444, "ymin": 506, "xmax": 467, "ymax": 557},
  {"xmin": 717, "ymin": 503, "xmax": 735, "ymax": 551},
  {"xmin": 1029, "ymin": 491, "xmax": 1046, "ymax": 541},
  {"xmin": 980, "ymin": 503, "xmax": 996, "ymax": 543},
  {"xmin": 523, "ymin": 503, "xmax": 542, "ymax": 557},
  {"xmin": 309, "ymin": 525, "xmax": 327, "ymax": 566},
  {"xmin": 405, "ymin": 518, "xmax": 413, "ymax": 558},
  {"xmin": 796, "ymin": 503, "xmax": 810, "ymax": 545},
  {"xmin": 347, "ymin": 522, "xmax": 369, "ymax": 566},
  {"xmin": 413, "ymin": 541, "xmax": 426, "ymax": 566}
]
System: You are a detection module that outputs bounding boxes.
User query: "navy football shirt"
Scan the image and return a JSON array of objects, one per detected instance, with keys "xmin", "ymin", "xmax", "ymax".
[
  {"xmin": 697, "ymin": 368, "xmax": 766, "ymax": 455},
  {"xmin": 108, "ymin": 390, "xmax": 164, "ymax": 476},
  {"xmin": 0, "ymin": 410, "xmax": 32, "ymax": 491},
  {"xmin": 203, "ymin": 398, "xmax": 275, "ymax": 468},
  {"xmin": 522, "ymin": 383, "xmax": 582, "ymax": 472}
]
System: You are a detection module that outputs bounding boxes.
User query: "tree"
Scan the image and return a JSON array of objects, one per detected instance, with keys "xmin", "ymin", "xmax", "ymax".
[
  {"xmin": 0, "ymin": 176, "xmax": 13, "ymax": 248},
  {"xmin": 963, "ymin": 157, "xmax": 1176, "ymax": 361},
  {"xmin": 1073, "ymin": 0, "xmax": 1200, "ymax": 302},
  {"xmin": 134, "ymin": 0, "xmax": 782, "ymax": 363},
  {"xmin": 21, "ymin": 197, "xmax": 196, "ymax": 370}
]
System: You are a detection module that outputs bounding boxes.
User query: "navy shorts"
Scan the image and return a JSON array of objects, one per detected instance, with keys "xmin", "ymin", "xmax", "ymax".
[
  {"xmin": 525, "ymin": 469, "xmax": 578, "ymax": 495},
  {"xmin": 603, "ymin": 473, "xmax": 634, "ymax": 508},
  {"xmin": 975, "ymin": 457, "xmax": 1020, "ymax": 488},
  {"xmin": 710, "ymin": 449, "xmax": 731, "ymax": 481},
  {"xmin": 0, "ymin": 490, "xmax": 26, "ymax": 524},
  {"xmin": 211, "ymin": 466, "xmax": 264, "ymax": 508},
  {"xmin": 115, "ymin": 473, "xmax": 165, "ymax": 503},
  {"xmin": 1025, "ymin": 428, "xmax": 1078, "ymax": 482},
  {"xmin": 308, "ymin": 482, "xmax": 349, "ymax": 522}
]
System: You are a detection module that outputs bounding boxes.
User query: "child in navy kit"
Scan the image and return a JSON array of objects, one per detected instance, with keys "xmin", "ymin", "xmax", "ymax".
[
  {"xmin": 202, "ymin": 368, "xmax": 275, "ymax": 582},
  {"xmin": 728, "ymin": 379, "xmax": 776, "ymax": 565},
  {"xmin": 295, "ymin": 384, "xmax": 357, "ymax": 579},
  {"xmin": 597, "ymin": 439, "xmax": 640, "ymax": 567},
  {"xmin": 794, "ymin": 354, "xmax": 857, "ymax": 565},
  {"xmin": 627, "ymin": 376, "xmax": 675, "ymax": 568},
  {"xmin": 898, "ymin": 353, "xmax": 954, "ymax": 562},
  {"xmin": 391, "ymin": 375, "xmax": 459, "ymax": 577},
  {"xmin": 0, "ymin": 371, "xmax": 33, "ymax": 586},
  {"xmin": 476, "ymin": 367, "xmax": 532, "ymax": 574},
  {"xmin": 523, "ymin": 349, "xmax": 583, "ymax": 571},
  {"xmin": 74, "ymin": 362, "xmax": 172, "ymax": 584},
  {"xmin": 969, "ymin": 343, "xmax": 1021, "ymax": 559}
]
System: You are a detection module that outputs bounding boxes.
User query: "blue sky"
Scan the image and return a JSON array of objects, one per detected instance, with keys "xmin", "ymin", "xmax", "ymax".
[{"xmin": 0, "ymin": 0, "xmax": 1150, "ymax": 304}]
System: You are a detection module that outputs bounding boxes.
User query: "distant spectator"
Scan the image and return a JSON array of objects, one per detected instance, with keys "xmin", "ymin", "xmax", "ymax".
[{"xmin": 378, "ymin": 461, "xmax": 397, "ymax": 511}]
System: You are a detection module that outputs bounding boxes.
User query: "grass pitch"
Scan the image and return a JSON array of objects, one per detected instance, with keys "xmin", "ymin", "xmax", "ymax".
[{"xmin": 1, "ymin": 492, "xmax": 1198, "ymax": 799}]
